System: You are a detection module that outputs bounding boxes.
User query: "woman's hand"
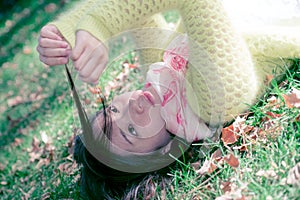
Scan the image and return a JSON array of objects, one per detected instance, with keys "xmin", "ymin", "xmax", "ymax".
[
  {"xmin": 37, "ymin": 25, "xmax": 71, "ymax": 66},
  {"xmin": 71, "ymin": 30, "xmax": 108, "ymax": 84}
]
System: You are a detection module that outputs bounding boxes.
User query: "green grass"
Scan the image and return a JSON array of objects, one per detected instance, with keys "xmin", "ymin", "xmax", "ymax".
[{"xmin": 0, "ymin": 1, "xmax": 299, "ymax": 199}]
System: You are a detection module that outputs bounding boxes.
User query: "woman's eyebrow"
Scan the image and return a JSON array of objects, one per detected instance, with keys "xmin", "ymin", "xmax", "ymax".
[{"xmin": 119, "ymin": 128, "xmax": 133, "ymax": 145}]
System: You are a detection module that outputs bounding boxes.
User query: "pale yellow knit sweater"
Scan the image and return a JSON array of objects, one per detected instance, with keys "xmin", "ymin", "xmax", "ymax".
[{"xmin": 51, "ymin": 0, "xmax": 300, "ymax": 125}]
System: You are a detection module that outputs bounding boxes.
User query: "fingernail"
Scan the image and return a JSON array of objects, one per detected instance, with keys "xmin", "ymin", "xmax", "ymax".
[{"xmin": 62, "ymin": 42, "xmax": 68, "ymax": 48}]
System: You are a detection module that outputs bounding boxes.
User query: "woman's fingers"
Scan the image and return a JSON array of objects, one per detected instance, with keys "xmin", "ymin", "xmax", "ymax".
[
  {"xmin": 71, "ymin": 44, "xmax": 86, "ymax": 70},
  {"xmin": 37, "ymin": 46, "xmax": 71, "ymax": 57},
  {"xmin": 39, "ymin": 55, "xmax": 69, "ymax": 66},
  {"xmin": 37, "ymin": 24, "xmax": 71, "ymax": 66},
  {"xmin": 77, "ymin": 48, "xmax": 108, "ymax": 82},
  {"xmin": 71, "ymin": 30, "xmax": 108, "ymax": 84},
  {"xmin": 40, "ymin": 25, "xmax": 64, "ymax": 40},
  {"xmin": 38, "ymin": 37, "xmax": 69, "ymax": 48},
  {"xmin": 84, "ymin": 61, "xmax": 107, "ymax": 84}
]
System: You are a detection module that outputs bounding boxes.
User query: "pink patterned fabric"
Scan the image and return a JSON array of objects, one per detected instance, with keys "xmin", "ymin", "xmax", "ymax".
[{"xmin": 145, "ymin": 35, "xmax": 213, "ymax": 142}]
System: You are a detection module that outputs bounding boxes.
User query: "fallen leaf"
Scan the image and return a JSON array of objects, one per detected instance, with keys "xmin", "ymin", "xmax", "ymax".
[
  {"xmin": 224, "ymin": 154, "xmax": 239, "ymax": 168},
  {"xmin": 265, "ymin": 74, "xmax": 274, "ymax": 85},
  {"xmin": 212, "ymin": 149, "xmax": 223, "ymax": 162},
  {"xmin": 221, "ymin": 124, "xmax": 239, "ymax": 145},
  {"xmin": 296, "ymin": 113, "xmax": 300, "ymax": 121},
  {"xmin": 208, "ymin": 162, "xmax": 218, "ymax": 174},
  {"xmin": 265, "ymin": 111, "xmax": 282, "ymax": 119},
  {"xmin": 7, "ymin": 96, "xmax": 23, "ymax": 107},
  {"xmin": 196, "ymin": 149, "xmax": 223, "ymax": 175},
  {"xmin": 215, "ymin": 195, "xmax": 234, "ymax": 200},
  {"xmin": 40, "ymin": 131, "xmax": 49, "ymax": 144},
  {"xmin": 256, "ymin": 169, "xmax": 278, "ymax": 179},
  {"xmin": 88, "ymin": 86, "xmax": 102, "ymax": 95},
  {"xmin": 23, "ymin": 46, "xmax": 32, "ymax": 54},
  {"xmin": 31, "ymin": 136, "xmax": 41, "ymax": 152},
  {"xmin": 19, "ymin": 186, "xmax": 35, "ymax": 200},
  {"xmin": 123, "ymin": 62, "xmax": 138, "ymax": 69},
  {"xmin": 190, "ymin": 161, "xmax": 201, "ymax": 171},
  {"xmin": 95, "ymin": 97, "xmax": 104, "ymax": 104},
  {"xmin": 0, "ymin": 163, "xmax": 6, "ymax": 171},
  {"xmin": 35, "ymin": 158, "xmax": 50, "ymax": 169},
  {"xmin": 266, "ymin": 196, "xmax": 273, "ymax": 200},
  {"xmin": 58, "ymin": 162, "xmax": 78, "ymax": 175},
  {"xmin": 196, "ymin": 159, "xmax": 212, "ymax": 175},
  {"xmin": 28, "ymin": 151, "xmax": 43, "ymax": 163},
  {"xmin": 221, "ymin": 181, "xmax": 232, "ymax": 193},
  {"xmin": 286, "ymin": 162, "xmax": 300, "ymax": 185},
  {"xmin": 282, "ymin": 88, "xmax": 300, "ymax": 108},
  {"xmin": 12, "ymin": 138, "xmax": 23, "ymax": 147},
  {"xmin": 44, "ymin": 3, "xmax": 57, "ymax": 13},
  {"xmin": 5, "ymin": 20, "xmax": 13, "ymax": 28},
  {"xmin": 266, "ymin": 96, "xmax": 278, "ymax": 105},
  {"xmin": 67, "ymin": 134, "xmax": 76, "ymax": 155},
  {"xmin": 41, "ymin": 193, "xmax": 51, "ymax": 200}
]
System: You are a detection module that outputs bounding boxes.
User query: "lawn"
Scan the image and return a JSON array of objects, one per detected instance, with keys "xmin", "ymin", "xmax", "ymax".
[{"xmin": 0, "ymin": 1, "xmax": 299, "ymax": 199}]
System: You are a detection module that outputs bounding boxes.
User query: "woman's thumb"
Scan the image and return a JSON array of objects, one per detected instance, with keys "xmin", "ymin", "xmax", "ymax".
[{"xmin": 71, "ymin": 37, "xmax": 84, "ymax": 62}]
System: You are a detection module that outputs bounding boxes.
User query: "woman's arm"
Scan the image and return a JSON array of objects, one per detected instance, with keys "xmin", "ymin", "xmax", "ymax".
[
  {"xmin": 49, "ymin": 0, "xmax": 100, "ymax": 48},
  {"xmin": 74, "ymin": 0, "xmax": 258, "ymax": 124}
]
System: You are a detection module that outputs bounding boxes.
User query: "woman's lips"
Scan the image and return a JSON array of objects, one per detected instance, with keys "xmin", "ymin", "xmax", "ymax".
[{"xmin": 142, "ymin": 91, "xmax": 155, "ymax": 106}]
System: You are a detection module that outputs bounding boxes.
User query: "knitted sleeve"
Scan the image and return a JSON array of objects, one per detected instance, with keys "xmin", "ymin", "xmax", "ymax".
[
  {"xmin": 74, "ymin": 0, "xmax": 259, "ymax": 125},
  {"xmin": 76, "ymin": 0, "xmax": 179, "ymax": 45},
  {"xmin": 50, "ymin": 0, "xmax": 102, "ymax": 48}
]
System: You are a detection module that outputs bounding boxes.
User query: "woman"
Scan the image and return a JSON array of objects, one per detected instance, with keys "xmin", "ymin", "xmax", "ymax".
[{"xmin": 37, "ymin": 0, "xmax": 300, "ymax": 198}]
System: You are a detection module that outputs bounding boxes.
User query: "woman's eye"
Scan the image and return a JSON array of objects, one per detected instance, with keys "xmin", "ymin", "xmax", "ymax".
[
  {"xmin": 109, "ymin": 106, "xmax": 119, "ymax": 113},
  {"xmin": 128, "ymin": 124, "xmax": 137, "ymax": 136}
]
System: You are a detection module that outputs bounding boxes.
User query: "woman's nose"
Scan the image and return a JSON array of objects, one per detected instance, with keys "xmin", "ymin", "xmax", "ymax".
[{"xmin": 129, "ymin": 95, "xmax": 144, "ymax": 114}]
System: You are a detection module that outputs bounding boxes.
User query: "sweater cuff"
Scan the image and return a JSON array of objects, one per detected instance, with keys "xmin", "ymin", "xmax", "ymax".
[
  {"xmin": 76, "ymin": 14, "xmax": 111, "ymax": 48},
  {"xmin": 49, "ymin": 21, "xmax": 76, "ymax": 48}
]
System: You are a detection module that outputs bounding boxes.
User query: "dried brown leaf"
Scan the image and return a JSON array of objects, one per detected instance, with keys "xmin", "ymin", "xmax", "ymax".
[
  {"xmin": 266, "ymin": 96, "xmax": 278, "ymax": 105},
  {"xmin": 256, "ymin": 169, "xmax": 278, "ymax": 179},
  {"xmin": 0, "ymin": 163, "xmax": 6, "ymax": 171},
  {"xmin": 208, "ymin": 162, "xmax": 218, "ymax": 174},
  {"xmin": 264, "ymin": 74, "xmax": 274, "ymax": 85},
  {"xmin": 265, "ymin": 111, "xmax": 282, "ymax": 119},
  {"xmin": 286, "ymin": 162, "xmax": 300, "ymax": 185},
  {"xmin": 44, "ymin": 3, "xmax": 57, "ymax": 13},
  {"xmin": 282, "ymin": 88, "xmax": 300, "ymax": 108},
  {"xmin": 12, "ymin": 138, "xmax": 23, "ymax": 147},
  {"xmin": 31, "ymin": 136, "xmax": 41, "ymax": 152},
  {"xmin": 197, "ymin": 149, "xmax": 224, "ymax": 175},
  {"xmin": 224, "ymin": 154, "xmax": 239, "ymax": 168},
  {"xmin": 7, "ymin": 96, "xmax": 23, "ymax": 107},
  {"xmin": 221, "ymin": 124, "xmax": 239, "ymax": 145},
  {"xmin": 58, "ymin": 162, "xmax": 78, "ymax": 175},
  {"xmin": 35, "ymin": 158, "xmax": 50, "ymax": 169},
  {"xmin": 67, "ymin": 134, "xmax": 76, "ymax": 155},
  {"xmin": 212, "ymin": 149, "xmax": 223, "ymax": 161},
  {"xmin": 196, "ymin": 159, "xmax": 217, "ymax": 175},
  {"xmin": 23, "ymin": 46, "xmax": 32, "ymax": 55},
  {"xmin": 221, "ymin": 181, "xmax": 232, "ymax": 193},
  {"xmin": 296, "ymin": 113, "xmax": 300, "ymax": 122},
  {"xmin": 88, "ymin": 86, "xmax": 102, "ymax": 95}
]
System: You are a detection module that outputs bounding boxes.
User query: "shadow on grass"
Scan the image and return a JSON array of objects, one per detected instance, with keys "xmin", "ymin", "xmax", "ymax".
[
  {"xmin": 0, "ymin": 68, "xmax": 71, "ymax": 149},
  {"xmin": 0, "ymin": 0, "xmax": 75, "ymax": 148},
  {"xmin": 0, "ymin": 0, "xmax": 68, "ymax": 66}
]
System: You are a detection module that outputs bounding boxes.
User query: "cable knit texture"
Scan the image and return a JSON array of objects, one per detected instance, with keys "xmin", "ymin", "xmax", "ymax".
[{"xmin": 51, "ymin": 0, "xmax": 300, "ymax": 125}]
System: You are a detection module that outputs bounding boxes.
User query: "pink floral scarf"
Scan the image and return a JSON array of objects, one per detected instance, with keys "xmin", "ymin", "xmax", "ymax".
[{"xmin": 144, "ymin": 35, "xmax": 213, "ymax": 142}]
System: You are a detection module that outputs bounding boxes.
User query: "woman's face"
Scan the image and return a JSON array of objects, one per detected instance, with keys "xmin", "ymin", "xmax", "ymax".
[{"xmin": 92, "ymin": 90, "xmax": 171, "ymax": 153}]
